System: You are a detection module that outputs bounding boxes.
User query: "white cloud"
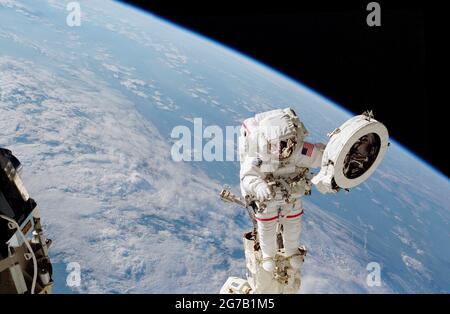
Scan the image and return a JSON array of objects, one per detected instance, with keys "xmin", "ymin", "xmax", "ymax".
[{"xmin": 0, "ymin": 56, "xmax": 241, "ymax": 293}]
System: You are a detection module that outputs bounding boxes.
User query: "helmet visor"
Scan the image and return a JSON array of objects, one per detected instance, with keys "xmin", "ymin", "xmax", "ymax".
[{"xmin": 269, "ymin": 137, "xmax": 297, "ymax": 160}]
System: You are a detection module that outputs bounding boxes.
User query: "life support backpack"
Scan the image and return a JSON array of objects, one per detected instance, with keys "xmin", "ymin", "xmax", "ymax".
[{"xmin": 238, "ymin": 108, "xmax": 308, "ymax": 164}]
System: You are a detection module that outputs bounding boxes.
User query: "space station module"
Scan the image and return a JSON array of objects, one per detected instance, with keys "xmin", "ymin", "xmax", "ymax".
[{"xmin": 0, "ymin": 148, "xmax": 54, "ymax": 294}]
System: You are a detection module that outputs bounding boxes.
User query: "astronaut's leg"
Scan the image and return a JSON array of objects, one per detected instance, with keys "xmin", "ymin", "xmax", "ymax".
[
  {"xmin": 255, "ymin": 206, "xmax": 279, "ymax": 272},
  {"xmin": 281, "ymin": 200, "xmax": 304, "ymax": 269}
]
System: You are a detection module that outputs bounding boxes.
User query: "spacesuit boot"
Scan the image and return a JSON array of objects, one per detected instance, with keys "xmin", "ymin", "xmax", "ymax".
[{"xmin": 262, "ymin": 257, "xmax": 275, "ymax": 272}]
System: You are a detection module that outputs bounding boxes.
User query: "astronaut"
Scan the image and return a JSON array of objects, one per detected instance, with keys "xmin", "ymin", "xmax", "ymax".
[{"xmin": 238, "ymin": 108, "xmax": 326, "ymax": 272}]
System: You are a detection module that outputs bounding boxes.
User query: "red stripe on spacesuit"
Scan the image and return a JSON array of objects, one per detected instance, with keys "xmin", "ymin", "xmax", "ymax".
[
  {"xmin": 256, "ymin": 210, "xmax": 304, "ymax": 221},
  {"xmin": 286, "ymin": 210, "xmax": 304, "ymax": 219},
  {"xmin": 242, "ymin": 122, "xmax": 250, "ymax": 133},
  {"xmin": 302, "ymin": 142, "xmax": 314, "ymax": 157},
  {"xmin": 255, "ymin": 215, "xmax": 279, "ymax": 222}
]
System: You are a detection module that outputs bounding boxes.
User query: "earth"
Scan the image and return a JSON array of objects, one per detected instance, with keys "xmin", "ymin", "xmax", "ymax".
[{"xmin": 0, "ymin": 0, "xmax": 449, "ymax": 293}]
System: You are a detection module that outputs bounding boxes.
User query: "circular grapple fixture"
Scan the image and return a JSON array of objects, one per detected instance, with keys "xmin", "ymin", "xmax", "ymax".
[{"xmin": 311, "ymin": 111, "xmax": 389, "ymax": 193}]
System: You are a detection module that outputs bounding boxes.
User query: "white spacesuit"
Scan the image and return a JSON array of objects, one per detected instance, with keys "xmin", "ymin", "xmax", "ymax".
[
  {"xmin": 238, "ymin": 108, "xmax": 326, "ymax": 272},
  {"xmin": 220, "ymin": 109, "xmax": 388, "ymax": 293}
]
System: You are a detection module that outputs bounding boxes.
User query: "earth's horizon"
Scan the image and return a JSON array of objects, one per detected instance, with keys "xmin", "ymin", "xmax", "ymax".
[{"xmin": 0, "ymin": 0, "xmax": 449, "ymax": 293}]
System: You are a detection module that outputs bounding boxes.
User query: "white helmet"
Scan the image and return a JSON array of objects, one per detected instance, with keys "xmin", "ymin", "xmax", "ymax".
[{"xmin": 256, "ymin": 108, "xmax": 308, "ymax": 161}]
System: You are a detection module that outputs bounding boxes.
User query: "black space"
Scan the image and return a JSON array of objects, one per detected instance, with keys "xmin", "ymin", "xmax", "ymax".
[
  {"xmin": 1, "ymin": 294, "xmax": 446, "ymax": 313},
  {"xmin": 121, "ymin": 0, "xmax": 446, "ymax": 177}
]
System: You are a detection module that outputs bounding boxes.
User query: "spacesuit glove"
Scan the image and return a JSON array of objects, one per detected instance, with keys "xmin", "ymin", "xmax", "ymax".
[{"xmin": 254, "ymin": 182, "xmax": 272, "ymax": 202}]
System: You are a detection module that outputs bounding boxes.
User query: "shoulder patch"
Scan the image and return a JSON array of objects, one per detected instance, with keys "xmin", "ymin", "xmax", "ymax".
[{"xmin": 301, "ymin": 142, "xmax": 314, "ymax": 157}]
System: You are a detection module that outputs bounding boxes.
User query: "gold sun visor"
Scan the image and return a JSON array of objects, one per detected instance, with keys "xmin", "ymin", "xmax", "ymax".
[{"xmin": 268, "ymin": 136, "xmax": 298, "ymax": 160}]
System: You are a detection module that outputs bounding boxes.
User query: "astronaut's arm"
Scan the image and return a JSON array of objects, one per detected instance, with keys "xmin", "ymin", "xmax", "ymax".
[
  {"xmin": 240, "ymin": 157, "xmax": 271, "ymax": 201},
  {"xmin": 296, "ymin": 142, "xmax": 338, "ymax": 194},
  {"xmin": 296, "ymin": 142, "xmax": 326, "ymax": 169}
]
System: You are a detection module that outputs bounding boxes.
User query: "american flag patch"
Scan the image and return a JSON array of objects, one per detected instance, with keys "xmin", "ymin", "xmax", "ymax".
[{"xmin": 301, "ymin": 142, "xmax": 314, "ymax": 157}]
